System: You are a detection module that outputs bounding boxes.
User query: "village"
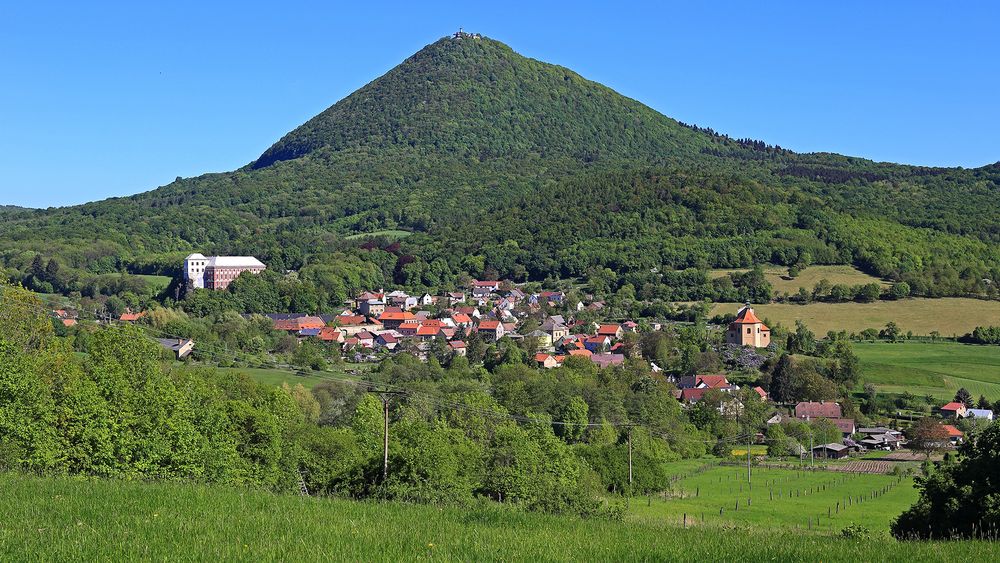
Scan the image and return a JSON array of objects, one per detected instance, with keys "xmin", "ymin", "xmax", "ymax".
[{"xmin": 41, "ymin": 253, "xmax": 989, "ymax": 465}]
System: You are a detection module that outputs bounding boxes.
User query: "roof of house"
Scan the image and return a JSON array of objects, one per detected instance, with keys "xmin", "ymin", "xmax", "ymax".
[
  {"xmin": 379, "ymin": 311, "xmax": 414, "ymax": 321},
  {"xmin": 535, "ymin": 353, "xmax": 554, "ymax": 363},
  {"xmin": 472, "ymin": 280, "xmax": 501, "ymax": 287},
  {"xmin": 795, "ymin": 401, "xmax": 843, "ymax": 419},
  {"xmin": 567, "ymin": 349, "xmax": 592, "ymax": 357},
  {"xmin": 697, "ymin": 375, "xmax": 731, "ymax": 388},
  {"xmin": 421, "ymin": 319, "xmax": 444, "ymax": 328},
  {"xmin": 813, "ymin": 443, "xmax": 848, "ymax": 452},
  {"xmin": 335, "ymin": 315, "xmax": 368, "ymax": 326},
  {"xmin": 679, "ymin": 388, "xmax": 708, "ymax": 402},
  {"xmin": 186, "ymin": 253, "xmax": 207, "ymax": 260},
  {"xmin": 416, "ymin": 325, "xmax": 439, "ymax": 336},
  {"xmin": 597, "ymin": 324, "xmax": 622, "ymax": 336},
  {"xmin": 119, "ymin": 311, "xmax": 146, "ymax": 322},
  {"xmin": 378, "ymin": 333, "xmax": 399, "ymax": 343},
  {"xmin": 752, "ymin": 386, "xmax": 768, "ymax": 399},
  {"xmin": 317, "ymin": 327, "xmax": 343, "ymax": 341},
  {"xmin": 591, "ymin": 353, "xmax": 625, "ymax": 368},
  {"xmin": 478, "ymin": 320, "xmax": 501, "ymax": 330},
  {"xmin": 398, "ymin": 321, "xmax": 420, "ymax": 331},
  {"xmin": 356, "ymin": 331, "xmax": 375, "ymax": 340},
  {"xmin": 298, "ymin": 328, "xmax": 322, "ymax": 336},
  {"xmin": 831, "ymin": 418, "xmax": 856, "ymax": 434},
  {"xmin": 942, "ymin": 424, "xmax": 964, "ymax": 437},
  {"xmin": 941, "ymin": 402, "xmax": 966, "ymax": 411},
  {"xmin": 967, "ymin": 408, "xmax": 994, "ymax": 418},
  {"xmin": 449, "ymin": 340, "xmax": 466, "ymax": 349},
  {"xmin": 451, "ymin": 313, "xmax": 473, "ymax": 324}
]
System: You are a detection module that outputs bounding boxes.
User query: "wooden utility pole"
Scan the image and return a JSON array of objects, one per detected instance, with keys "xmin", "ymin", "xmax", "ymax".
[
  {"xmin": 627, "ymin": 426, "xmax": 633, "ymax": 487},
  {"xmin": 376, "ymin": 390, "xmax": 404, "ymax": 482}
]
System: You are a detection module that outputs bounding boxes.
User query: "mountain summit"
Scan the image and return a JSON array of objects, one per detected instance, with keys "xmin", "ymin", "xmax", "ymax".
[{"xmin": 253, "ymin": 34, "xmax": 709, "ymax": 169}]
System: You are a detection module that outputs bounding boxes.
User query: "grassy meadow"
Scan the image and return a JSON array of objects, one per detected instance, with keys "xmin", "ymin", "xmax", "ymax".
[
  {"xmin": 707, "ymin": 298, "xmax": 1000, "ymax": 336},
  {"xmin": 628, "ymin": 464, "xmax": 916, "ymax": 534},
  {"xmin": 136, "ymin": 274, "xmax": 173, "ymax": 293},
  {"xmin": 710, "ymin": 265, "xmax": 888, "ymax": 295},
  {"xmin": 856, "ymin": 342, "xmax": 1000, "ymax": 401},
  {"xmin": 344, "ymin": 229, "xmax": 412, "ymax": 240},
  {"xmin": 3, "ymin": 473, "xmax": 998, "ymax": 561},
  {"xmin": 213, "ymin": 363, "xmax": 372, "ymax": 390}
]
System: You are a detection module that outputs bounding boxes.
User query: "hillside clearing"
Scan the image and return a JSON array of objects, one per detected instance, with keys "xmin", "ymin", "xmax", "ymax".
[
  {"xmin": 212, "ymin": 364, "xmax": 371, "ymax": 389},
  {"xmin": 2, "ymin": 474, "xmax": 996, "ymax": 561},
  {"xmin": 707, "ymin": 298, "xmax": 1000, "ymax": 335},
  {"xmin": 709, "ymin": 265, "xmax": 888, "ymax": 295}
]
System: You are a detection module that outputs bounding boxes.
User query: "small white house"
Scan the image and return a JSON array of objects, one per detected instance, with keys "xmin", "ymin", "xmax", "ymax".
[{"xmin": 966, "ymin": 408, "xmax": 994, "ymax": 421}]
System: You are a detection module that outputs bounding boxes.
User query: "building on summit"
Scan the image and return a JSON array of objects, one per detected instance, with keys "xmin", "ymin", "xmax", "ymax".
[
  {"xmin": 184, "ymin": 253, "xmax": 266, "ymax": 290},
  {"xmin": 725, "ymin": 304, "xmax": 771, "ymax": 348}
]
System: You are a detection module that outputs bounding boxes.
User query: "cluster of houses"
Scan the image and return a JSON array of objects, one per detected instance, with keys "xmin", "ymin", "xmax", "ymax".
[
  {"xmin": 264, "ymin": 282, "xmax": 648, "ymax": 369},
  {"xmin": 940, "ymin": 401, "xmax": 995, "ymax": 422}
]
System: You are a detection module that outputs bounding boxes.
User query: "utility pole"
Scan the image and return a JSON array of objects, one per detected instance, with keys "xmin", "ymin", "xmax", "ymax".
[
  {"xmin": 809, "ymin": 428, "xmax": 814, "ymax": 468},
  {"xmin": 627, "ymin": 426, "xmax": 633, "ymax": 488},
  {"xmin": 376, "ymin": 389, "xmax": 404, "ymax": 482},
  {"xmin": 747, "ymin": 431, "xmax": 752, "ymax": 487}
]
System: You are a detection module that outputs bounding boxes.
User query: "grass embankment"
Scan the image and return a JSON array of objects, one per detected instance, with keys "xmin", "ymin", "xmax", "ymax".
[
  {"xmin": 707, "ymin": 298, "xmax": 1000, "ymax": 335},
  {"xmin": 136, "ymin": 274, "xmax": 173, "ymax": 293},
  {"xmin": 629, "ymin": 464, "xmax": 915, "ymax": 534},
  {"xmin": 856, "ymin": 341, "xmax": 1000, "ymax": 400},
  {"xmin": 3, "ymin": 473, "xmax": 997, "ymax": 561}
]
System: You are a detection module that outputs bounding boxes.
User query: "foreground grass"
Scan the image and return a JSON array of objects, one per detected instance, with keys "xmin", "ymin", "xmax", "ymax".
[
  {"xmin": 708, "ymin": 298, "xmax": 1000, "ymax": 335},
  {"xmin": 2, "ymin": 474, "xmax": 998, "ymax": 561},
  {"xmin": 856, "ymin": 341, "xmax": 1000, "ymax": 400}
]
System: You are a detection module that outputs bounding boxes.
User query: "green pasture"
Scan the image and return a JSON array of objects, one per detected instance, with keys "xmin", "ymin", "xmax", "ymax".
[
  {"xmin": 628, "ymin": 463, "xmax": 916, "ymax": 534},
  {"xmin": 855, "ymin": 342, "xmax": 1000, "ymax": 401},
  {"xmin": 3, "ymin": 473, "xmax": 996, "ymax": 561}
]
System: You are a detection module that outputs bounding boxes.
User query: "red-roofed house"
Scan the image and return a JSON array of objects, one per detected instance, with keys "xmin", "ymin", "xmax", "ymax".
[
  {"xmin": 274, "ymin": 316, "xmax": 325, "ymax": 332},
  {"xmin": 119, "ymin": 311, "xmax": 146, "ymax": 323},
  {"xmin": 355, "ymin": 331, "xmax": 375, "ymax": 348},
  {"xmin": 726, "ymin": 305, "xmax": 771, "ymax": 348},
  {"xmin": 378, "ymin": 310, "xmax": 415, "ymax": 330},
  {"xmin": 940, "ymin": 402, "xmax": 967, "ymax": 419},
  {"xmin": 477, "ymin": 320, "xmax": 505, "ymax": 341},
  {"xmin": 679, "ymin": 388, "xmax": 709, "ymax": 403},
  {"xmin": 942, "ymin": 424, "xmax": 964, "ymax": 444},
  {"xmin": 416, "ymin": 325, "xmax": 440, "ymax": 340},
  {"xmin": 795, "ymin": 401, "xmax": 842, "ymax": 420},
  {"xmin": 567, "ymin": 348, "xmax": 593, "ymax": 358},
  {"xmin": 451, "ymin": 313, "xmax": 473, "ymax": 326},
  {"xmin": 449, "ymin": 340, "xmax": 467, "ymax": 356},
  {"xmin": 535, "ymin": 353, "xmax": 562, "ymax": 369},
  {"xmin": 830, "ymin": 418, "xmax": 857, "ymax": 437},
  {"xmin": 398, "ymin": 321, "xmax": 420, "ymax": 337},
  {"xmin": 597, "ymin": 324, "xmax": 624, "ymax": 339},
  {"xmin": 376, "ymin": 332, "xmax": 399, "ymax": 350},
  {"xmin": 317, "ymin": 327, "xmax": 345, "ymax": 343},
  {"xmin": 752, "ymin": 386, "xmax": 768, "ymax": 401}
]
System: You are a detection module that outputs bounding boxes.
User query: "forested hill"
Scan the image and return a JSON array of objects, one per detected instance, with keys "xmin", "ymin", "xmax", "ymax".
[
  {"xmin": 2, "ymin": 33, "xmax": 1000, "ymax": 303},
  {"xmin": 252, "ymin": 35, "xmax": 716, "ymax": 169}
]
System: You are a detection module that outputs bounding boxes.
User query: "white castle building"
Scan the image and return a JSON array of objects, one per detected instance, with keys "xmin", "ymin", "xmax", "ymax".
[{"xmin": 184, "ymin": 253, "xmax": 266, "ymax": 290}]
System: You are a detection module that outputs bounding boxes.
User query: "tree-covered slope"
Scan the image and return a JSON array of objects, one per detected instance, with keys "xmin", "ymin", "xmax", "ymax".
[
  {"xmin": 1, "ymin": 34, "xmax": 999, "ymax": 302},
  {"xmin": 252, "ymin": 35, "xmax": 715, "ymax": 168}
]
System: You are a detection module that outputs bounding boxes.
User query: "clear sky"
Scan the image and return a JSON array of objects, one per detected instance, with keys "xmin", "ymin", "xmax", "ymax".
[{"xmin": 2, "ymin": 1, "xmax": 997, "ymax": 208}]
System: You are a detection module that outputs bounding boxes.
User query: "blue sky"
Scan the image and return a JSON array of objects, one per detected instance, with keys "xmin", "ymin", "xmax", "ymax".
[{"xmin": 2, "ymin": 1, "xmax": 997, "ymax": 208}]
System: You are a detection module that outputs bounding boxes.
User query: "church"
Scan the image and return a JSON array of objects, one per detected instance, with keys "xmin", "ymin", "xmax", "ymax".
[{"xmin": 725, "ymin": 304, "xmax": 771, "ymax": 348}]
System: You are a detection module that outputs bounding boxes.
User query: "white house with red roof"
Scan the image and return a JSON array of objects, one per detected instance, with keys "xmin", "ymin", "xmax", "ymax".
[{"xmin": 726, "ymin": 304, "xmax": 771, "ymax": 348}]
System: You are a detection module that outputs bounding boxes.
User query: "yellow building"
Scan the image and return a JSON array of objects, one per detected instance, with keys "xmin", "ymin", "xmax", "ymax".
[{"xmin": 726, "ymin": 305, "xmax": 771, "ymax": 348}]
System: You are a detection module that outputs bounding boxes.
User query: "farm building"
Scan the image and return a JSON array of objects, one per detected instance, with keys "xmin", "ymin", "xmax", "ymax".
[{"xmin": 811, "ymin": 443, "xmax": 849, "ymax": 459}]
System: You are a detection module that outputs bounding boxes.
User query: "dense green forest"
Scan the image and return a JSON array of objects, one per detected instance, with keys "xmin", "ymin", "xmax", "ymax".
[{"xmin": 2, "ymin": 35, "xmax": 999, "ymax": 306}]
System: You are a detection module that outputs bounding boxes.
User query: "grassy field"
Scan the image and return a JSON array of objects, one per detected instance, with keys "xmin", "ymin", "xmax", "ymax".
[
  {"xmin": 629, "ymin": 463, "xmax": 916, "ymax": 534},
  {"xmin": 856, "ymin": 342, "xmax": 1000, "ymax": 401},
  {"xmin": 707, "ymin": 298, "xmax": 1000, "ymax": 335},
  {"xmin": 213, "ymin": 363, "xmax": 372, "ymax": 389},
  {"xmin": 136, "ymin": 274, "xmax": 173, "ymax": 292},
  {"xmin": 710, "ymin": 265, "xmax": 887, "ymax": 295},
  {"xmin": 345, "ymin": 229, "xmax": 412, "ymax": 240},
  {"xmin": 3, "ymin": 473, "xmax": 997, "ymax": 561}
]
